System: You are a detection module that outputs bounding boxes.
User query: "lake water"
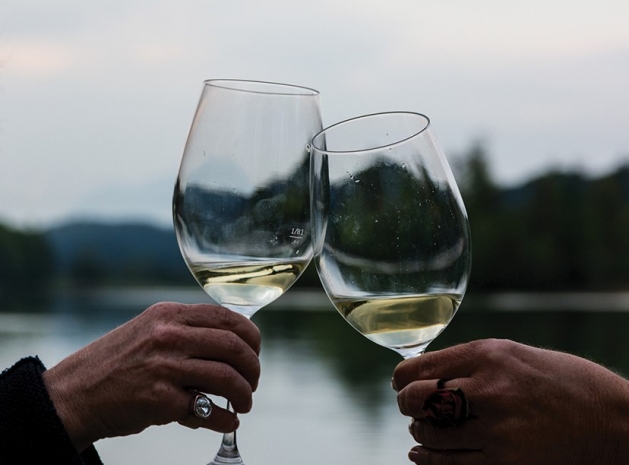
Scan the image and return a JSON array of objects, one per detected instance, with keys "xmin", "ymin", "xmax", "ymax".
[{"xmin": 2, "ymin": 287, "xmax": 629, "ymax": 465}]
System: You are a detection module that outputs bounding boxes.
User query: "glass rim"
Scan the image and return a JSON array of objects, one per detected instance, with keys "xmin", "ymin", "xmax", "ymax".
[
  {"xmin": 310, "ymin": 111, "xmax": 431, "ymax": 155},
  {"xmin": 203, "ymin": 79, "xmax": 319, "ymax": 97}
]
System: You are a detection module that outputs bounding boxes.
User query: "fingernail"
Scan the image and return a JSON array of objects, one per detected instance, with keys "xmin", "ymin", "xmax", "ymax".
[
  {"xmin": 391, "ymin": 377, "xmax": 398, "ymax": 392},
  {"xmin": 408, "ymin": 450, "xmax": 419, "ymax": 463}
]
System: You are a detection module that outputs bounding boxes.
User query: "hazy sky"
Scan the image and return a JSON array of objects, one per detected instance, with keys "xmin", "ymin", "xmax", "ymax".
[{"xmin": 2, "ymin": 0, "xmax": 629, "ymax": 228}]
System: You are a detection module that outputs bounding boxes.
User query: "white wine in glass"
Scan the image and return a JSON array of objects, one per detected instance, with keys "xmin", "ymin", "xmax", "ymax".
[
  {"xmin": 173, "ymin": 79, "xmax": 322, "ymax": 464},
  {"xmin": 310, "ymin": 111, "xmax": 471, "ymax": 360}
]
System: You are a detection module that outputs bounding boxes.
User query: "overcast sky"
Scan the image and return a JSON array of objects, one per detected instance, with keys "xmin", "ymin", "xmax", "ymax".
[{"xmin": 1, "ymin": 0, "xmax": 629, "ymax": 229}]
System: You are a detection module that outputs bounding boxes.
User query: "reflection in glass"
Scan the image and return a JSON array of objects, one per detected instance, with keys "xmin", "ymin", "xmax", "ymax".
[{"xmin": 311, "ymin": 112, "xmax": 471, "ymax": 359}]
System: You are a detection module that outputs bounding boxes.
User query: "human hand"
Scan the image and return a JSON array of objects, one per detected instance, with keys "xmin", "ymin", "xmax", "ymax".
[
  {"xmin": 393, "ymin": 339, "xmax": 629, "ymax": 465},
  {"xmin": 42, "ymin": 302, "xmax": 261, "ymax": 452}
]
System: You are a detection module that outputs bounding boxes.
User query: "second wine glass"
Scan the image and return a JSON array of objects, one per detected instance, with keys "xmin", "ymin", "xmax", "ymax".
[
  {"xmin": 310, "ymin": 111, "xmax": 471, "ymax": 360},
  {"xmin": 173, "ymin": 79, "xmax": 322, "ymax": 464}
]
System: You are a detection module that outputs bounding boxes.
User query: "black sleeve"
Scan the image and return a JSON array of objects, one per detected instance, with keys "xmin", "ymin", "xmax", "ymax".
[{"xmin": 0, "ymin": 357, "xmax": 104, "ymax": 465}]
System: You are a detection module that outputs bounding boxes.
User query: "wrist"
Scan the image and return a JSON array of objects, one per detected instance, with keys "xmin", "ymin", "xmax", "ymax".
[{"xmin": 42, "ymin": 357, "xmax": 98, "ymax": 453}]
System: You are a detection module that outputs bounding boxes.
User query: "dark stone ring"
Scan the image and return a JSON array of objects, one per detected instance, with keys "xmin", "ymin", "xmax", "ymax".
[{"xmin": 421, "ymin": 379, "xmax": 470, "ymax": 428}]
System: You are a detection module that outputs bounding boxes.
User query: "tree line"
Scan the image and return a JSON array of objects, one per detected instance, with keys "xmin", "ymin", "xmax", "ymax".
[
  {"xmin": 1, "ymin": 143, "xmax": 629, "ymax": 302},
  {"xmin": 459, "ymin": 144, "xmax": 629, "ymax": 292},
  {"xmin": 0, "ymin": 223, "xmax": 54, "ymax": 304}
]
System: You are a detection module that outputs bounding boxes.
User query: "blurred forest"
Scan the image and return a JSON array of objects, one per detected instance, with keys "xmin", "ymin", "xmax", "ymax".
[
  {"xmin": 458, "ymin": 144, "xmax": 629, "ymax": 292},
  {"xmin": 2, "ymin": 143, "xmax": 629, "ymax": 306}
]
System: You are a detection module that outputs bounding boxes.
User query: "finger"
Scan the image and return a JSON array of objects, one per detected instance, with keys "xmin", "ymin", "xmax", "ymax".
[
  {"xmin": 179, "ymin": 400, "xmax": 240, "ymax": 433},
  {"xmin": 397, "ymin": 379, "xmax": 444, "ymax": 417},
  {"xmin": 409, "ymin": 418, "xmax": 484, "ymax": 450},
  {"xmin": 180, "ymin": 359, "xmax": 254, "ymax": 413},
  {"xmin": 184, "ymin": 327, "xmax": 261, "ymax": 391},
  {"xmin": 179, "ymin": 304, "xmax": 262, "ymax": 354},
  {"xmin": 397, "ymin": 378, "xmax": 477, "ymax": 419},
  {"xmin": 393, "ymin": 340, "xmax": 495, "ymax": 391},
  {"xmin": 408, "ymin": 445, "xmax": 485, "ymax": 465}
]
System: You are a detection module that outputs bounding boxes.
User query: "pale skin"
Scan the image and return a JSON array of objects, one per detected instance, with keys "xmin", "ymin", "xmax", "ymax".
[
  {"xmin": 393, "ymin": 338, "xmax": 629, "ymax": 465},
  {"xmin": 42, "ymin": 302, "xmax": 261, "ymax": 453}
]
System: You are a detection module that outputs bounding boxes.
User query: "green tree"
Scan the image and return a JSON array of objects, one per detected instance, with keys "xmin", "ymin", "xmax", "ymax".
[
  {"xmin": 0, "ymin": 223, "xmax": 54, "ymax": 304},
  {"xmin": 457, "ymin": 143, "xmax": 517, "ymax": 291}
]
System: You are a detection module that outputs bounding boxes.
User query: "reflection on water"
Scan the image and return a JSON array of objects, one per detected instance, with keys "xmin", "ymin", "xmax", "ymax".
[{"xmin": 2, "ymin": 288, "xmax": 629, "ymax": 464}]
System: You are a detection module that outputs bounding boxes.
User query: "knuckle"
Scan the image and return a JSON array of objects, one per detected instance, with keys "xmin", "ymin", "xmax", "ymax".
[
  {"xmin": 147, "ymin": 379, "xmax": 173, "ymax": 400},
  {"xmin": 214, "ymin": 362, "xmax": 239, "ymax": 387},
  {"xmin": 220, "ymin": 332, "xmax": 260, "ymax": 384},
  {"xmin": 211, "ymin": 307, "xmax": 260, "ymax": 349},
  {"xmin": 140, "ymin": 379, "xmax": 179, "ymax": 424},
  {"xmin": 151, "ymin": 322, "xmax": 185, "ymax": 349},
  {"xmin": 145, "ymin": 302, "xmax": 165, "ymax": 317},
  {"xmin": 145, "ymin": 353, "xmax": 179, "ymax": 385},
  {"xmin": 212, "ymin": 306, "xmax": 240, "ymax": 328},
  {"xmin": 220, "ymin": 330, "xmax": 245, "ymax": 356},
  {"xmin": 470, "ymin": 338, "xmax": 515, "ymax": 362},
  {"xmin": 486, "ymin": 338, "xmax": 513, "ymax": 351},
  {"xmin": 146, "ymin": 301, "xmax": 180, "ymax": 319}
]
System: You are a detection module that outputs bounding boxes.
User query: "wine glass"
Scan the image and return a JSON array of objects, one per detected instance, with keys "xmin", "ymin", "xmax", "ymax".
[
  {"xmin": 173, "ymin": 79, "xmax": 322, "ymax": 464},
  {"xmin": 310, "ymin": 111, "xmax": 471, "ymax": 361}
]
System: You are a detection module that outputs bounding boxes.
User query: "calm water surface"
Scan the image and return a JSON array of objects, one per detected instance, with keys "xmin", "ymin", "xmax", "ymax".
[{"xmin": 2, "ymin": 288, "xmax": 629, "ymax": 465}]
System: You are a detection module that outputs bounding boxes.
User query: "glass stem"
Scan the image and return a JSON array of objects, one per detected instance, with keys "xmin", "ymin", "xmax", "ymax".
[{"xmin": 209, "ymin": 401, "xmax": 244, "ymax": 465}]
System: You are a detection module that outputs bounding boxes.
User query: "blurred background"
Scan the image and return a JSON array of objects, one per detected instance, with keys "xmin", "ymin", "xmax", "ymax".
[{"xmin": 2, "ymin": 1, "xmax": 629, "ymax": 464}]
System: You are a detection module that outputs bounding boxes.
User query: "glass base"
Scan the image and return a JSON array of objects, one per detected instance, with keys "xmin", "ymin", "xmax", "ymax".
[
  {"xmin": 208, "ymin": 430, "xmax": 244, "ymax": 465},
  {"xmin": 208, "ymin": 451, "xmax": 245, "ymax": 465}
]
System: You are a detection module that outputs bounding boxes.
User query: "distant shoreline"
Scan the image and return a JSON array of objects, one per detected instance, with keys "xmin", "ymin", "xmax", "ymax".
[{"xmin": 58, "ymin": 286, "xmax": 629, "ymax": 313}]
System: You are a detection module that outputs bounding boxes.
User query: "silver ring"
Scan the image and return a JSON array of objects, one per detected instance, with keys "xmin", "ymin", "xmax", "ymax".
[{"xmin": 192, "ymin": 394, "xmax": 213, "ymax": 419}]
